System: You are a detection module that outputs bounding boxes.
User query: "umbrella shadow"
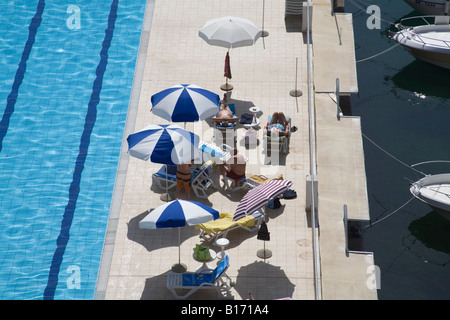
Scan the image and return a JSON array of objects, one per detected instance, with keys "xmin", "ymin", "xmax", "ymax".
[
  {"xmin": 234, "ymin": 261, "xmax": 295, "ymax": 300},
  {"xmin": 127, "ymin": 210, "xmax": 202, "ymax": 252},
  {"xmin": 140, "ymin": 270, "xmax": 172, "ymax": 300},
  {"xmin": 204, "ymin": 96, "xmax": 260, "ymax": 128},
  {"xmin": 216, "ymin": 183, "xmax": 248, "ymax": 202},
  {"xmin": 208, "ymin": 168, "xmax": 247, "ymax": 201},
  {"xmin": 140, "ymin": 270, "xmax": 228, "ymax": 300},
  {"xmin": 227, "ymin": 97, "xmax": 258, "ymax": 117}
]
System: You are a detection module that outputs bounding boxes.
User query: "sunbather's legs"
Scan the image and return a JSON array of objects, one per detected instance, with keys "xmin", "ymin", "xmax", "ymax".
[{"xmin": 176, "ymin": 180, "xmax": 191, "ymax": 200}]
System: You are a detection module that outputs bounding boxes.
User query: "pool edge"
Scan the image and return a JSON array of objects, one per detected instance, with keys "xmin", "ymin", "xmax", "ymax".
[{"xmin": 94, "ymin": 0, "xmax": 155, "ymax": 300}]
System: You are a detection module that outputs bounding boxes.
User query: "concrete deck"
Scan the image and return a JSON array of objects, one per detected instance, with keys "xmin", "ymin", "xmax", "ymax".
[
  {"xmin": 96, "ymin": 0, "xmax": 377, "ymax": 300},
  {"xmin": 312, "ymin": 1, "xmax": 358, "ymax": 93},
  {"xmin": 312, "ymin": 2, "xmax": 377, "ymax": 300}
]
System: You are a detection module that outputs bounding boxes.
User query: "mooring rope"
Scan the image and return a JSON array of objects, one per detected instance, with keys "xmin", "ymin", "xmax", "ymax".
[
  {"xmin": 348, "ymin": 0, "xmax": 398, "ymax": 26},
  {"xmin": 362, "ymin": 196, "xmax": 416, "ymax": 229},
  {"xmin": 362, "ymin": 133, "xmax": 427, "ymax": 176},
  {"xmin": 359, "ymin": 133, "xmax": 429, "ymax": 229},
  {"xmin": 348, "ymin": 0, "xmax": 402, "ymax": 63},
  {"xmin": 356, "ymin": 43, "xmax": 400, "ymax": 62}
]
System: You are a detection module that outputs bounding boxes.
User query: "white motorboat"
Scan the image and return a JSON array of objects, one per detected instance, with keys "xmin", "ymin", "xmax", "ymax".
[
  {"xmin": 404, "ymin": 0, "xmax": 450, "ymax": 15},
  {"xmin": 390, "ymin": 15, "xmax": 450, "ymax": 69},
  {"xmin": 410, "ymin": 173, "xmax": 450, "ymax": 221}
]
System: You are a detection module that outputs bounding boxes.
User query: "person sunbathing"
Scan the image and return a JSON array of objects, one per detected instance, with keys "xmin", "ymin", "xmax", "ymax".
[
  {"xmin": 220, "ymin": 148, "xmax": 246, "ymax": 188},
  {"xmin": 211, "ymin": 103, "xmax": 238, "ymax": 127},
  {"xmin": 264, "ymin": 112, "xmax": 289, "ymax": 136}
]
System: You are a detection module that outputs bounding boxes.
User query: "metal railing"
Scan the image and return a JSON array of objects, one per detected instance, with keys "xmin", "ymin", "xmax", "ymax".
[
  {"xmin": 395, "ymin": 16, "xmax": 450, "ymax": 49},
  {"xmin": 336, "ymin": 78, "xmax": 341, "ymax": 120},
  {"xmin": 306, "ymin": 0, "xmax": 322, "ymax": 301}
]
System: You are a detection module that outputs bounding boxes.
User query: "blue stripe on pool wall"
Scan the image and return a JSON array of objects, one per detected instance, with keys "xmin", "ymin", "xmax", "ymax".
[
  {"xmin": 0, "ymin": 0, "xmax": 45, "ymax": 154},
  {"xmin": 43, "ymin": 0, "xmax": 119, "ymax": 300}
]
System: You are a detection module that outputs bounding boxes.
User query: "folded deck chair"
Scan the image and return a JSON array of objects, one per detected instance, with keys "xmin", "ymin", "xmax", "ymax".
[
  {"xmin": 213, "ymin": 104, "xmax": 238, "ymax": 142},
  {"xmin": 223, "ymin": 173, "xmax": 284, "ymax": 192},
  {"xmin": 198, "ymin": 140, "xmax": 232, "ymax": 164},
  {"xmin": 196, "ymin": 209, "xmax": 264, "ymax": 242},
  {"xmin": 190, "ymin": 160, "xmax": 215, "ymax": 199},
  {"xmin": 166, "ymin": 254, "xmax": 232, "ymax": 299},
  {"xmin": 264, "ymin": 114, "xmax": 291, "ymax": 153}
]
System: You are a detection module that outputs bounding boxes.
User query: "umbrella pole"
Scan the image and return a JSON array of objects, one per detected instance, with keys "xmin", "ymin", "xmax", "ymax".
[
  {"xmin": 160, "ymin": 164, "xmax": 174, "ymax": 202},
  {"xmin": 261, "ymin": 0, "xmax": 269, "ymax": 38},
  {"xmin": 179, "ymin": 228, "xmax": 181, "ymax": 265},
  {"xmin": 221, "ymin": 49, "xmax": 233, "ymax": 92},
  {"xmin": 172, "ymin": 228, "xmax": 187, "ymax": 273},
  {"xmin": 257, "ymin": 241, "xmax": 272, "ymax": 260}
]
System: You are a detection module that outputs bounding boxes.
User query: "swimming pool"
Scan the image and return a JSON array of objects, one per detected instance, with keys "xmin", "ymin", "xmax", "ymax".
[{"xmin": 0, "ymin": 0, "xmax": 146, "ymax": 299}]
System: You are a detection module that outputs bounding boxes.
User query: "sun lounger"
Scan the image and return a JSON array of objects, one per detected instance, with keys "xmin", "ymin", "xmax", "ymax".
[
  {"xmin": 166, "ymin": 255, "xmax": 233, "ymax": 299},
  {"xmin": 264, "ymin": 114, "xmax": 291, "ymax": 153},
  {"xmin": 152, "ymin": 165, "xmax": 181, "ymax": 191},
  {"xmin": 213, "ymin": 103, "xmax": 238, "ymax": 142},
  {"xmin": 152, "ymin": 161, "xmax": 214, "ymax": 199},
  {"xmin": 196, "ymin": 209, "xmax": 264, "ymax": 242},
  {"xmin": 190, "ymin": 160, "xmax": 214, "ymax": 199}
]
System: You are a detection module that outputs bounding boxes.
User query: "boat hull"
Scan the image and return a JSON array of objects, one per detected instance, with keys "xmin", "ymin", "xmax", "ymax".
[
  {"xmin": 404, "ymin": 0, "xmax": 450, "ymax": 15},
  {"xmin": 406, "ymin": 46, "xmax": 450, "ymax": 69},
  {"xmin": 392, "ymin": 23, "xmax": 450, "ymax": 70},
  {"xmin": 410, "ymin": 173, "xmax": 450, "ymax": 221}
]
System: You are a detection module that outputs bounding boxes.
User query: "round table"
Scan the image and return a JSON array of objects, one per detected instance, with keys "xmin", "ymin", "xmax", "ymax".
[
  {"xmin": 215, "ymin": 238, "xmax": 230, "ymax": 260},
  {"xmin": 244, "ymin": 106, "xmax": 261, "ymax": 128}
]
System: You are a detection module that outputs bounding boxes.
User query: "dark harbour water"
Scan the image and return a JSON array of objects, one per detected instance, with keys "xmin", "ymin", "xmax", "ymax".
[{"xmin": 347, "ymin": 0, "xmax": 450, "ymax": 299}]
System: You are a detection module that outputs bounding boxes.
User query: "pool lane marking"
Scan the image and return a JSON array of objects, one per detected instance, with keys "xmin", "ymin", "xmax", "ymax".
[
  {"xmin": 43, "ymin": 0, "xmax": 119, "ymax": 300},
  {"xmin": 0, "ymin": 0, "xmax": 45, "ymax": 153}
]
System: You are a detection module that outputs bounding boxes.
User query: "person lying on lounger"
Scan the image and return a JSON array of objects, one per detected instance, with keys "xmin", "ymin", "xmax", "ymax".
[
  {"xmin": 219, "ymin": 148, "xmax": 246, "ymax": 188},
  {"xmin": 211, "ymin": 103, "xmax": 238, "ymax": 127},
  {"xmin": 264, "ymin": 112, "xmax": 289, "ymax": 136}
]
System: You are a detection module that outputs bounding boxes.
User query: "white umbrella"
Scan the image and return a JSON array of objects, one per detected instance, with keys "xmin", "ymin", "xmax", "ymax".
[
  {"xmin": 199, "ymin": 16, "xmax": 262, "ymax": 49},
  {"xmin": 139, "ymin": 200, "xmax": 219, "ymax": 272},
  {"xmin": 199, "ymin": 16, "xmax": 262, "ymax": 90}
]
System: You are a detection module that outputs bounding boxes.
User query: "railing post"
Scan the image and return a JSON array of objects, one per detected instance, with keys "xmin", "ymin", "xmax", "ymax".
[
  {"xmin": 343, "ymin": 204, "xmax": 349, "ymax": 257},
  {"xmin": 336, "ymin": 78, "xmax": 341, "ymax": 120},
  {"xmin": 306, "ymin": 0, "xmax": 321, "ymax": 301}
]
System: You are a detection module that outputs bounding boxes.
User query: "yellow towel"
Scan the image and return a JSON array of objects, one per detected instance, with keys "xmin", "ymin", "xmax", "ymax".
[
  {"xmin": 246, "ymin": 174, "xmax": 283, "ymax": 185},
  {"xmin": 196, "ymin": 212, "xmax": 256, "ymax": 235}
]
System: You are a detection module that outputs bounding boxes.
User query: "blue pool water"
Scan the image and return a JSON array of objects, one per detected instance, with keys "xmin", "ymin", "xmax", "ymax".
[{"xmin": 0, "ymin": 0, "xmax": 146, "ymax": 299}]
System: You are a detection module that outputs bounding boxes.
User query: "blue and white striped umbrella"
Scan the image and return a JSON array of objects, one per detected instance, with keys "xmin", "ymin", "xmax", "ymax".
[
  {"xmin": 139, "ymin": 199, "xmax": 220, "ymax": 229},
  {"xmin": 139, "ymin": 199, "xmax": 220, "ymax": 271},
  {"xmin": 151, "ymin": 84, "xmax": 220, "ymax": 122},
  {"xmin": 127, "ymin": 124, "xmax": 199, "ymax": 165}
]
